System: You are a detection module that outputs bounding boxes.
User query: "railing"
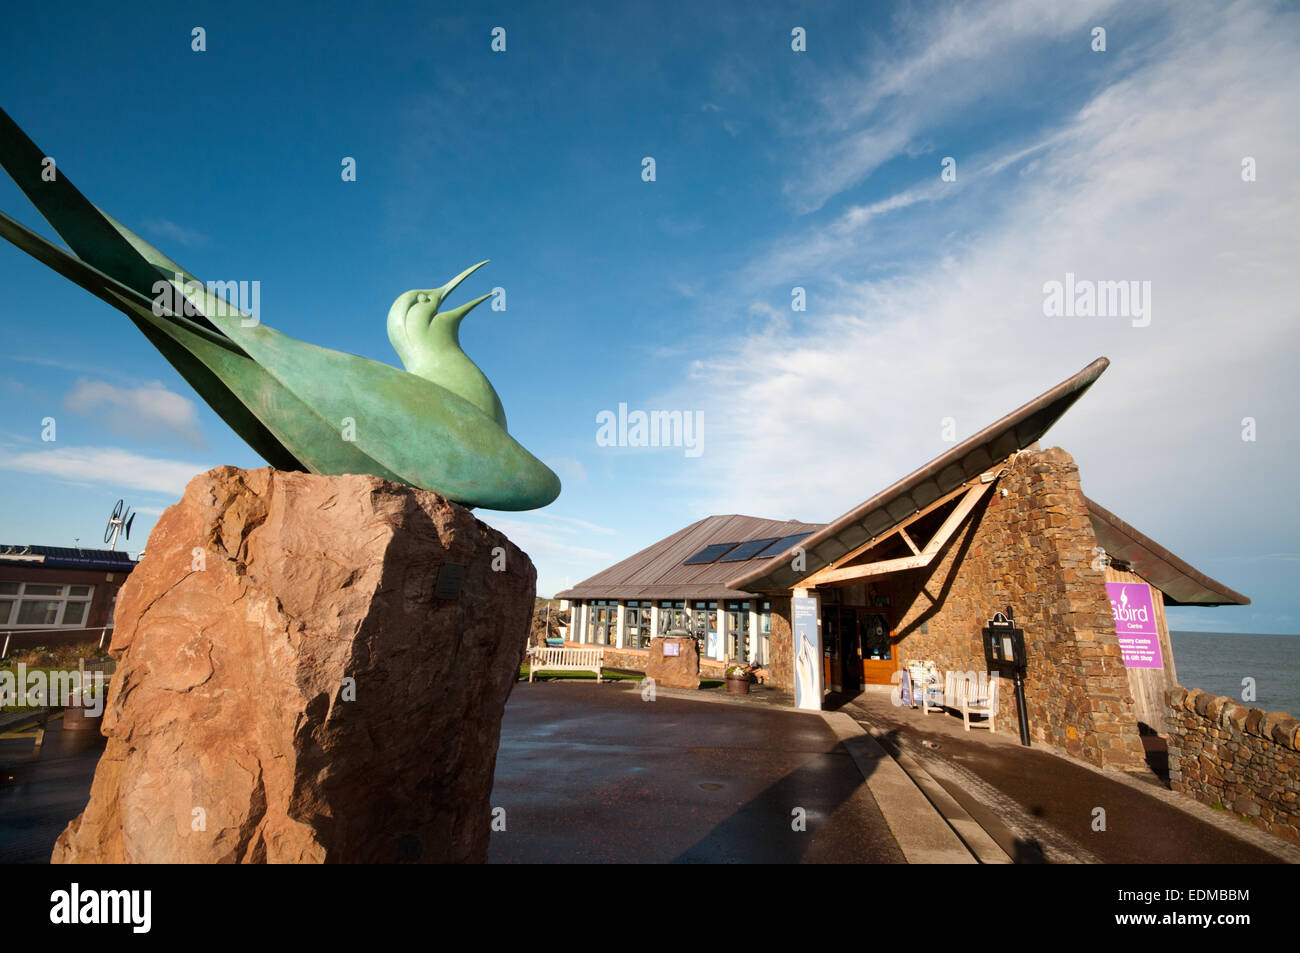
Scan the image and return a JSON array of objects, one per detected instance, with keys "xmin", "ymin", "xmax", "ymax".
[{"xmin": 0, "ymin": 625, "xmax": 113, "ymax": 659}]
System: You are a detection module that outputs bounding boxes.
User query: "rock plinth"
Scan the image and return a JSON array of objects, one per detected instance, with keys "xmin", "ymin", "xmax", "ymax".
[
  {"xmin": 53, "ymin": 466, "xmax": 536, "ymax": 863},
  {"xmin": 646, "ymin": 636, "xmax": 700, "ymax": 690}
]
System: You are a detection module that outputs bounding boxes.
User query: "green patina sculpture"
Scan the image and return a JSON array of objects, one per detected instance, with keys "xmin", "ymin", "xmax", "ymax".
[{"xmin": 0, "ymin": 108, "xmax": 559, "ymax": 511}]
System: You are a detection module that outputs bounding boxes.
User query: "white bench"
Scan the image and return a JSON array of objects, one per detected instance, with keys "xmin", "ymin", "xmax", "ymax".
[
  {"xmin": 947, "ymin": 670, "xmax": 999, "ymax": 731},
  {"xmin": 526, "ymin": 646, "xmax": 605, "ymax": 683}
]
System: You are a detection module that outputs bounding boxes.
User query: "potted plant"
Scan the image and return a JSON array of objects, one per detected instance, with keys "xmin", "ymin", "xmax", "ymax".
[{"xmin": 725, "ymin": 662, "xmax": 754, "ymax": 695}]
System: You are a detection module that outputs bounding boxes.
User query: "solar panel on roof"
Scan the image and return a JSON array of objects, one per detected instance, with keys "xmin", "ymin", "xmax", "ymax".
[
  {"xmin": 683, "ymin": 542, "xmax": 741, "ymax": 565},
  {"xmin": 754, "ymin": 532, "xmax": 814, "ymax": 559},
  {"xmin": 718, "ymin": 537, "xmax": 781, "ymax": 562}
]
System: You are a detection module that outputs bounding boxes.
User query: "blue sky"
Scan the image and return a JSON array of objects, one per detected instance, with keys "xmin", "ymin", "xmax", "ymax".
[{"xmin": 1, "ymin": 1, "xmax": 1296, "ymax": 633}]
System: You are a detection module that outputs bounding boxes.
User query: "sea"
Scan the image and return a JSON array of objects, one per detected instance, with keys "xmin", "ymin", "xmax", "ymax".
[{"xmin": 1170, "ymin": 631, "xmax": 1300, "ymax": 718}]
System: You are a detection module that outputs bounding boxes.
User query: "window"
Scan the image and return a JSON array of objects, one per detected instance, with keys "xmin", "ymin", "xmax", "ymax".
[
  {"xmin": 658, "ymin": 600, "xmax": 687, "ymax": 635},
  {"xmin": 625, "ymin": 601, "xmax": 651, "ymax": 649},
  {"xmin": 590, "ymin": 600, "xmax": 616, "ymax": 646},
  {"xmin": 1, "ymin": 581, "xmax": 95, "ymax": 628},
  {"xmin": 725, "ymin": 601, "xmax": 751, "ymax": 661},
  {"xmin": 692, "ymin": 600, "xmax": 719, "ymax": 657}
]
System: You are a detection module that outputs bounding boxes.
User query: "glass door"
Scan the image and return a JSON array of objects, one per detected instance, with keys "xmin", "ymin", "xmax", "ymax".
[{"xmin": 860, "ymin": 613, "xmax": 896, "ymax": 685}]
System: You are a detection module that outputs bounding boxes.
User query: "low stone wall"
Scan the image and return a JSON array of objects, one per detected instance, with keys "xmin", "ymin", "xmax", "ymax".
[
  {"xmin": 559, "ymin": 642, "xmax": 725, "ymax": 679},
  {"xmin": 1166, "ymin": 686, "xmax": 1300, "ymax": 845}
]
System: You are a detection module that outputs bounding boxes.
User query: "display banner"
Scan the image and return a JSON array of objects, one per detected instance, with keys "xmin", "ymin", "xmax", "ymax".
[
  {"xmin": 1106, "ymin": 582, "xmax": 1163, "ymax": 669},
  {"xmin": 793, "ymin": 596, "xmax": 822, "ymax": 710}
]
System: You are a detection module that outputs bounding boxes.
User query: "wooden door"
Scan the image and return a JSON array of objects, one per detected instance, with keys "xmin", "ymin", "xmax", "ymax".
[{"xmin": 860, "ymin": 613, "xmax": 897, "ymax": 686}]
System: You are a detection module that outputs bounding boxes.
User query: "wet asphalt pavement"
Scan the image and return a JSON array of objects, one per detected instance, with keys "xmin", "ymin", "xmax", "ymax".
[
  {"xmin": 1, "ymin": 684, "xmax": 905, "ymax": 865},
  {"xmin": 0, "ymin": 719, "xmax": 104, "ymax": 864},
  {"xmin": 488, "ymin": 681, "xmax": 905, "ymax": 863}
]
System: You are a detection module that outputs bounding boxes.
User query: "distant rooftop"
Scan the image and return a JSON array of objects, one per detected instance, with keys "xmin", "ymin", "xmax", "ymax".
[{"xmin": 0, "ymin": 544, "xmax": 138, "ymax": 571}]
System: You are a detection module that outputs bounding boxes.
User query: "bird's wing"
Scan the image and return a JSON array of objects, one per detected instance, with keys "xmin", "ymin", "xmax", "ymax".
[
  {"xmin": 0, "ymin": 208, "xmax": 311, "ymax": 472},
  {"xmin": 0, "ymin": 108, "xmax": 311, "ymax": 470},
  {"xmin": 0, "ymin": 107, "xmax": 222, "ymax": 335}
]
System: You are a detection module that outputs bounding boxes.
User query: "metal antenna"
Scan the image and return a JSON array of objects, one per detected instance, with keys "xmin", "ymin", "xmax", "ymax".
[{"xmin": 104, "ymin": 499, "xmax": 136, "ymax": 551}]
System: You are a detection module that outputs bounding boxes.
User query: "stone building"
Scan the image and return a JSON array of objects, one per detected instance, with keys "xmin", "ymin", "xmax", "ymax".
[{"xmin": 557, "ymin": 358, "xmax": 1249, "ymax": 769}]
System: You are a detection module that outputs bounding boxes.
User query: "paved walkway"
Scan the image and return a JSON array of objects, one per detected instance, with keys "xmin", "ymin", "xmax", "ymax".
[
  {"xmin": 840, "ymin": 688, "xmax": 1300, "ymax": 864},
  {"xmin": 489, "ymin": 681, "xmax": 912, "ymax": 863},
  {"xmin": 0, "ymin": 718, "xmax": 104, "ymax": 864}
]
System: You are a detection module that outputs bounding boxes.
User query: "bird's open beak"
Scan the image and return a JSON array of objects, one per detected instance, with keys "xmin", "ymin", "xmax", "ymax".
[
  {"xmin": 441, "ymin": 291, "xmax": 494, "ymax": 327},
  {"xmin": 437, "ymin": 259, "xmax": 490, "ymax": 305}
]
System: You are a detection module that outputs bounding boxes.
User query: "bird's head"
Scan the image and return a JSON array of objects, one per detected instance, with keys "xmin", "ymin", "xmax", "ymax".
[{"xmin": 387, "ymin": 260, "xmax": 492, "ymax": 373}]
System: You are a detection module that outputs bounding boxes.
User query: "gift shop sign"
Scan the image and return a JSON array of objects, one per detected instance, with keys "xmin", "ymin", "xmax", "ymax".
[{"xmin": 1106, "ymin": 582, "xmax": 1163, "ymax": 669}]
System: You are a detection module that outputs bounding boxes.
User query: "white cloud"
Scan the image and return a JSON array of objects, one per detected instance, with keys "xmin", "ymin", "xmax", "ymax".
[
  {"xmin": 527, "ymin": 512, "xmax": 616, "ymax": 535},
  {"xmin": 476, "ymin": 512, "xmax": 618, "ymax": 597},
  {"xmin": 142, "ymin": 218, "xmax": 208, "ymax": 248},
  {"xmin": 664, "ymin": 0, "xmax": 1300, "ymax": 579},
  {"xmin": 0, "ymin": 446, "xmax": 214, "ymax": 496},
  {"xmin": 544, "ymin": 456, "xmax": 588, "ymax": 485},
  {"xmin": 64, "ymin": 378, "xmax": 205, "ymax": 447},
  {"xmin": 784, "ymin": 0, "xmax": 1127, "ymax": 211}
]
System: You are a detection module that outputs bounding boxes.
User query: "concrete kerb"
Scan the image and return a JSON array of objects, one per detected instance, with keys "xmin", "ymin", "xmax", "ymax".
[{"xmin": 821, "ymin": 711, "xmax": 975, "ymax": 864}]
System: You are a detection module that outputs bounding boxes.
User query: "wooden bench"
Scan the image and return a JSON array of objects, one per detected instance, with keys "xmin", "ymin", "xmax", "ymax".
[
  {"xmin": 947, "ymin": 670, "xmax": 999, "ymax": 731},
  {"xmin": 526, "ymin": 646, "xmax": 605, "ymax": 683}
]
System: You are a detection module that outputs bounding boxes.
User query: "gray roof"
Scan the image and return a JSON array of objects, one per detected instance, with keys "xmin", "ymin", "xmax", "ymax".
[{"xmin": 555, "ymin": 515, "xmax": 823, "ymax": 601}]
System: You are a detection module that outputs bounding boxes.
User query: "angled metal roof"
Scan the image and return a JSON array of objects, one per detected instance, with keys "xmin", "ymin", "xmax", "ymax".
[
  {"xmin": 555, "ymin": 515, "xmax": 824, "ymax": 601},
  {"xmin": 1085, "ymin": 499, "xmax": 1249, "ymax": 607},
  {"xmin": 726, "ymin": 357, "xmax": 1112, "ymax": 593}
]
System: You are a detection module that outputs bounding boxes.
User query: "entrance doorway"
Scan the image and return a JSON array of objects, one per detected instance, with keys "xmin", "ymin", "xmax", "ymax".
[
  {"xmin": 859, "ymin": 612, "xmax": 894, "ymax": 686},
  {"xmin": 824, "ymin": 605, "xmax": 896, "ymax": 689},
  {"xmin": 837, "ymin": 608, "xmax": 862, "ymax": 692}
]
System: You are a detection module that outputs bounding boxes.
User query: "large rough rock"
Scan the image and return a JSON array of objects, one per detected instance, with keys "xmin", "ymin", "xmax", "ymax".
[
  {"xmin": 53, "ymin": 466, "xmax": 535, "ymax": 863},
  {"xmin": 645, "ymin": 636, "xmax": 700, "ymax": 690}
]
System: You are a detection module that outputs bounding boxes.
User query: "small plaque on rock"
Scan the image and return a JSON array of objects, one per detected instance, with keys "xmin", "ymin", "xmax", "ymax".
[{"xmin": 435, "ymin": 563, "xmax": 465, "ymax": 600}]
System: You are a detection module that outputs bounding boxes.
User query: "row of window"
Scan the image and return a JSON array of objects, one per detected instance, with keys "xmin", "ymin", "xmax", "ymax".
[
  {"xmin": 0, "ymin": 581, "xmax": 96, "ymax": 628},
  {"xmin": 576, "ymin": 599, "xmax": 773, "ymax": 662}
]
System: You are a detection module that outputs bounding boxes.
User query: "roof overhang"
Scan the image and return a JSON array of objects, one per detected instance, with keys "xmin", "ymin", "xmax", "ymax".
[
  {"xmin": 727, "ymin": 357, "xmax": 1112, "ymax": 592},
  {"xmin": 1086, "ymin": 498, "xmax": 1250, "ymax": 606}
]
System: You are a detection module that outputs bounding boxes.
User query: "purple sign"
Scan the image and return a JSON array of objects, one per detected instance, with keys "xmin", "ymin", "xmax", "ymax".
[{"xmin": 1106, "ymin": 582, "xmax": 1163, "ymax": 669}]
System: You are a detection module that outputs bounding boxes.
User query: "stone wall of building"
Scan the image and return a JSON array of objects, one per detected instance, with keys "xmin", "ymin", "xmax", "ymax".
[
  {"xmin": 882, "ymin": 447, "xmax": 1146, "ymax": 770},
  {"xmin": 765, "ymin": 596, "xmax": 794, "ymax": 692},
  {"xmin": 1165, "ymin": 686, "xmax": 1300, "ymax": 844}
]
